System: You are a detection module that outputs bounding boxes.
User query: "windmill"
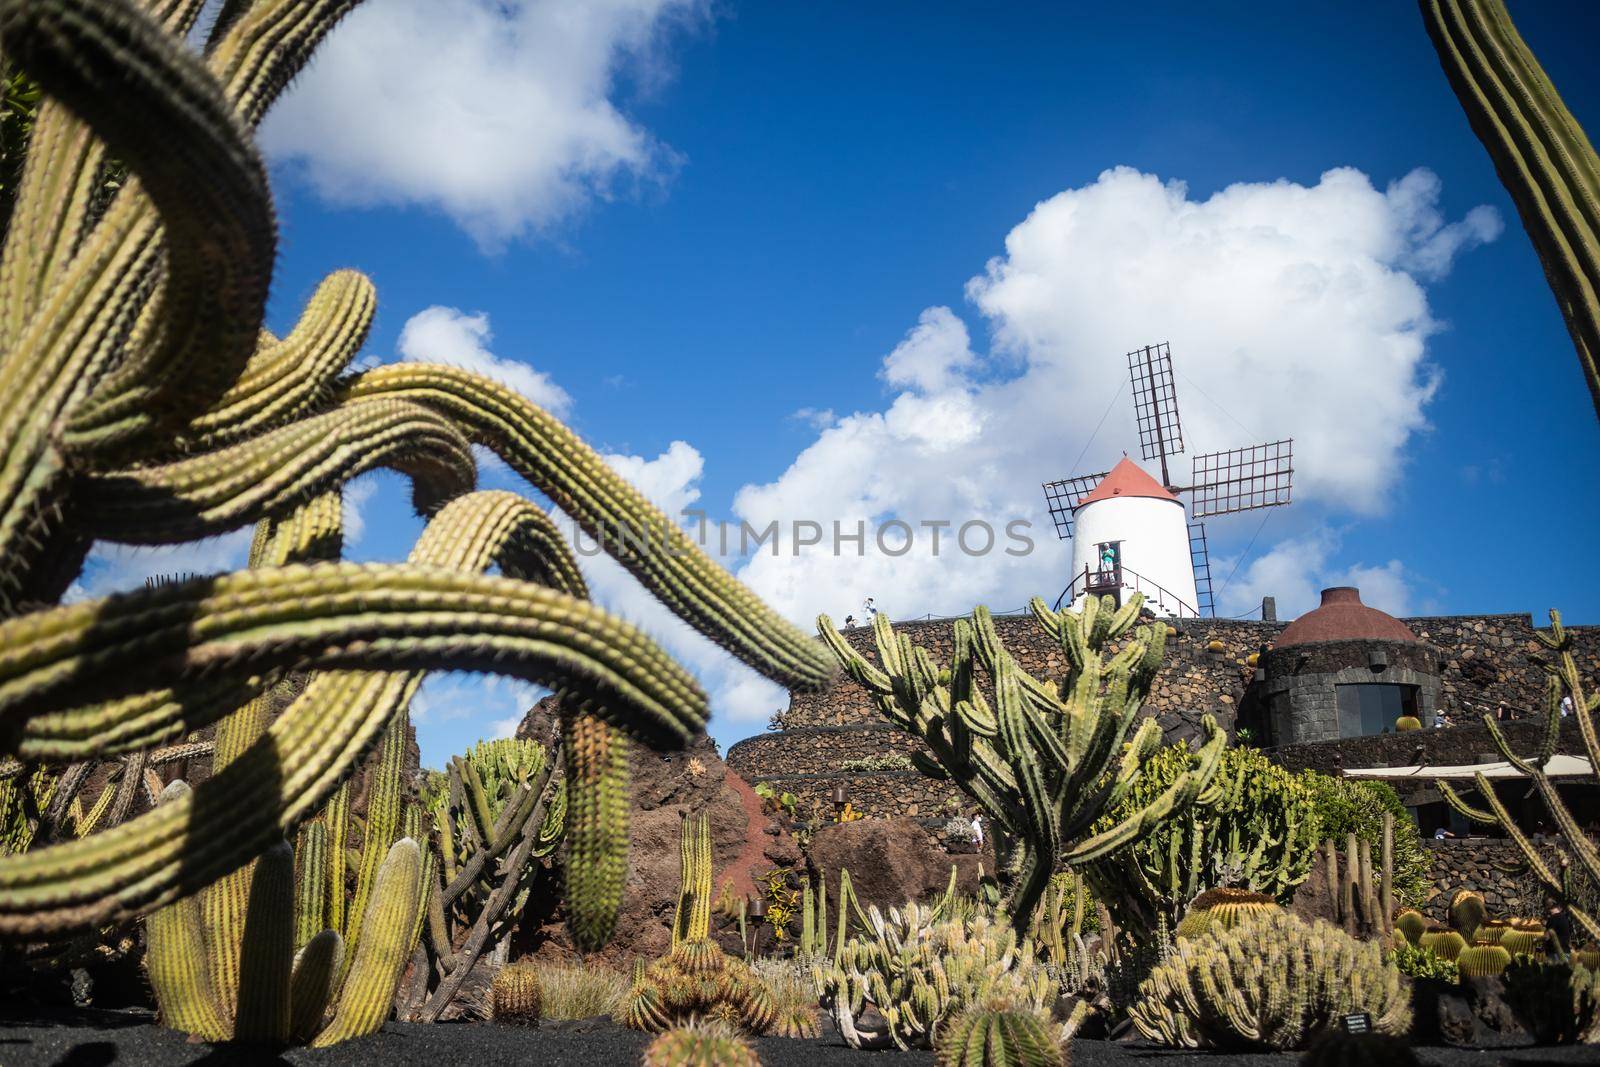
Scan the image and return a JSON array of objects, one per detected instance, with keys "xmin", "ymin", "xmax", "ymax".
[{"xmin": 1041, "ymin": 343, "xmax": 1293, "ymax": 619}]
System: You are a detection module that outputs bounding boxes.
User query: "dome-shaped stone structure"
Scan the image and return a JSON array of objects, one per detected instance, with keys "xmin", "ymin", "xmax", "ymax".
[{"xmin": 1256, "ymin": 587, "xmax": 1440, "ymax": 746}]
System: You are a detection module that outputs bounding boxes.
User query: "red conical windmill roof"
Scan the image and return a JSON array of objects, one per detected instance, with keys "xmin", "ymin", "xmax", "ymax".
[{"xmin": 1074, "ymin": 457, "xmax": 1179, "ymax": 509}]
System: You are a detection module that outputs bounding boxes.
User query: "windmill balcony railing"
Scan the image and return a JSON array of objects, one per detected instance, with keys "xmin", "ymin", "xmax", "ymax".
[{"xmin": 1053, "ymin": 564, "xmax": 1202, "ymax": 619}]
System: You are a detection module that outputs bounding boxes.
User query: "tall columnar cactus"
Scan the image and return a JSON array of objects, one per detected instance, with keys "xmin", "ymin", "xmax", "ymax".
[
  {"xmin": 1320, "ymin": 823, "xmax": 1396, "ymax": 940},
  {"xmin": 1091, "ymin": 743, "xmax": 1318, "ymax": 933},
  {"xmin": 815, "ymin": 903, "xmax": 1059, "ymax": 1051},
  {"xmin": 1439, "ymin": 611, "xmax": 1600, "ymax": 944},
  {"xmin": 1419, "ymin": 0, "xmax": 1600, "ymax": 419},
  {"xmin": 819, "ymin": 594, "xmax": 1225, "ymax": 931},
  {"xmin": 1129, "ymin": 910, "xmax": 1412, "ymax": 1051},
  {"xmin": 0, "ymin": 0, "xmax": 831, "ymax": 956}
]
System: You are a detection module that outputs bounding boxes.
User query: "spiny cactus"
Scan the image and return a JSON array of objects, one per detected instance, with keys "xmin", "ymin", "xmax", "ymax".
[
  {"xmin": 1174, "ymin": 888, "xmax": 1281, "ymax": 941},
  {"xmin": 1448, "ymin": 889, "xmax": 1487, "ymax": 942},
  {"xmin": 1419, "ymin": 928, "xmax": 1467, "ymax": 962},
  {"xmin": 1438, "ymin": 611, "xmax": 1600, "ymax": 945},
  {"xmin": 1129, "ymin": 910, "xmax": 1411, "ymax": 1051},
  {"xmin": 1457, "ymin": 944, "xmax": 1512, "ymax": 978},
  {"xmin": 1477, "ymin": 919, "xmax": 1509, "ymax": 945},
  {"xmin": 0, "ymin": 0, "xmax": 831, "ymax": 960},
  {"xmin": 1320, "ymin": 825, "xmax": 1397, "ymax": 940},
  {"xmin": 1095, "ymin": 744, "xmax": 1318, "ymax": 934},
  {"xmin": 1395, "ymin": 716, "xmax": 1422, "ymax": 732},
  {"xmin": 1394, "ymin": 909, "xmax": 1427, "ymax": 946},
  {"xmin": 642, "ymin": 1024, "xmax": 762, "ymax": 1067},
  {"xmin": 1500, "ymin": 922, "xmax": 1547, "ymax": 957},
  {"xmin": 816, "ymin": 903, "xmax": 1058, "ymax": 1051},
  {"xmin": 1502, "ymin": 957, "xmax": 1600, "ymax": 1044},
  {"xmin": 819, "ymin": 594, "xmax": 1225, "ymax": 931},
  {"xmin": 1419, "ymin": 0, "xmax": 1600, "ymax": 419},
  {"xmin": 934, "ymin": 1004, "xmax": 1067, "ymax": 1067},
  {"xmin": 490, "ymin": 961, "xmax": 544, "ymax": 1026},
  {"xmin": 618, "ymin": 815, "xmax": 776, "ymax": 1035}
]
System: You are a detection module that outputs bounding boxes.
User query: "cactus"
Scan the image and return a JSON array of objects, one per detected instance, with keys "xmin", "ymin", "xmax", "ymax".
[
  {"xmin": 1501, "ymin": 923, "xmax": 1547, "ymax": 957},
  {"xmin": 642, "ymin": 1024, "xmax": 762, "ymax": 1067},
  {"xmin": 1418, "ymin": 0, "xmax": 1600, "ymax": 418},
  {"xmin": 1320, "ymin": 824, "xmax": 1396, "ymax": 939},
  {"xmin": 1448, "ymin": 889, "xmax": 1487, "ymax": 942},
  {"xmin": 1457, "ymin": 944, "xmax": 1512, "ymax": 978},
  {"xmin": 1502, "ymin": 957, "xmax": 1600, "ymax": 1044},
  {"xmin": 1129, "ymin": 909, "xmax": 1411, "ymax": 1051},
  {"xmin": 490, "ymin": 961, "xmax": 544, "ymax": 1026},
  {"xmin": 815, "ymin": 903, "xmax": 1059, "ymax": 1051},
  {"xmin": 818, "ymin": 594, "xmax": 1225, "ymax": 932},
  {"xmin": 1437, "ymin": 611, "xmax": 1600, "ymax": 945},
  {"xmin": 1419, "ymin": 928, "xmax": 1467, "ymax": 962},
  {"xmin": 1094, "ymin": 744, "xmax": 1318, "ymax": 934},
  {"xmin": 1395, "ymin": 909, "xmax": 1427, "ymax": 946},
  {"xmin": 618, "ymin": 815, "xmax": 776, "ymax": 1035},
  {"xmin": 0, "ymin": 0, "xmax": 831, "ymax": 954},
  {"xmin": 1395, "ymin": 716, "xmax": 1422, "ymax": 732},
  {"xmin": 1174, "ymin": 888, "xmax": 1281, "ymax": 941},
  {"xmin": 934, "ymin": 1004, "xmax": 1066, "ymax": 1067},
  {"xmin": 1477, "ymin": 919, "xmax": 1509, "ymax": 945},
  {"xmin": 798, "ymin": 876, "xmax": 829, "ymax": 962}
]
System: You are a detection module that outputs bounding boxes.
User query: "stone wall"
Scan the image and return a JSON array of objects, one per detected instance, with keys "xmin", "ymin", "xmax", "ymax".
[
  {"xmin": 1267, "ymin": 718, "xmax": 1584, "ymax": 777},
  {"xmin": 731, "ymin": 608, "xmax": 1597, "ymax": 821},
  {"xmin": 1257, "ymin": 638, "xmax": 1442, "ymax": 746},
  {"xmin": 747, "ymin": 769, "xmax": 966, "ymax": 822},
  {"xmin": 1419, "ymin": 836, "xmax": 1578, "ymax": 922}
]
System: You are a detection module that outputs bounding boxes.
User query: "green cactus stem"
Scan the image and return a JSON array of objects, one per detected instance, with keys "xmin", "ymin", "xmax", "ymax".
[
  {"xmin": 935, "ymin": 1005, "xmax": 1066, "ymax": 1067},
  {"xmin": 490, "ymin": 961, "xmax": 544, "ymax": 1026}
]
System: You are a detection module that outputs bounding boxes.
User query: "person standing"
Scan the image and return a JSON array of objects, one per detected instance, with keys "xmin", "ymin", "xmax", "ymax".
[
  {"xmin": 863, "ymin": 596, "xmax": 878, "ymax": 621},
  {"xmin": 969, "ymin": 811, "xmax": 984, "ymax": 848}
]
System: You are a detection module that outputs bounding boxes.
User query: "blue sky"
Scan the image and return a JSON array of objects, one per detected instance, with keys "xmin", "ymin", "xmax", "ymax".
[{"xmin": 82, "ymin": 1, "xmax": 1600, "ymax": 765}]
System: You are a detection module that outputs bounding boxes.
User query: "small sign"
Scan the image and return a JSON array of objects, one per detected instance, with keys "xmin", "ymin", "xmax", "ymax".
[{"xmin": 1340, "ymin": 1013, "xmax": 1373, "ymax": 1034}]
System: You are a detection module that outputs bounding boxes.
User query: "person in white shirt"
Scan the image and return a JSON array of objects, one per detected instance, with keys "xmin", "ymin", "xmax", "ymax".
[
  {"xmin": 969, "ymin": 812, "xmax": 984, "ymax": 847},
  {"xmin": 1561, "ymin": 694, "xmax": 1574, "ymax": 718}
]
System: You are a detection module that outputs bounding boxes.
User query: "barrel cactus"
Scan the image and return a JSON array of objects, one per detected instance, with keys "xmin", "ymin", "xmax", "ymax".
[
  {"xmin": 643, "ymin": 1024, "xmax": 762, "ymax": 1067},
  {"xmin": 1457, "ymin": 944, "xmax": 1512, "ymax": 979},
  {"xmin": 1394, "ymin": 909, "xmax": 1427, "ymax": 946},
  {"xmin": 1448, "ymin": 889, "xmax": 1487, "ymax": 942},
  {"xmin": 1501, "ymin": 922, "xmax": 1547, "ymax": 957},
  {"xmin": 1129, "ymin": 910, "xmax": 1411, "ymax": 1051},
  {"xmin": 934, "ymin": 1004, "xmax": 1066, "ymax": 1067},
  {"xmin": 1420, "ymin": 928, "xmax": 1467, "ymax": 962},
  {"xmin": 490, "ymin": 961, "xmax": 544, "ymax": 1026},
  {"xmin": 1175, "ymin": 888, "xmax": 1281, "ymax": 941}
]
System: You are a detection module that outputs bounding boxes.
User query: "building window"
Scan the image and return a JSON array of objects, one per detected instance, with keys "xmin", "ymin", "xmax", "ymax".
[{"xmin": 1335, "ymin": 683, "xmax": 1418, "ymax": 738}]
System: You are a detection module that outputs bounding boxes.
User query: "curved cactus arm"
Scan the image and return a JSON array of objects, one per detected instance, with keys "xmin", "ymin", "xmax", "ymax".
[
  {"xmin": 1061, "ymin": 717, "xmax": 1226, "ymax": 866},
  {"xmin": 1419, "ymin": 0, "xmax": 1600, "ymax": 419},
  {"xmin": 341, "ymin": 365, "xmax": 834, "ymax": 690},
  {"xmin": 311, "ymin": 838, "xmax": 421, "ymax": 1046},
  {"xmin": 204, "ymin": 0, "xmax": 363, "ymax": 131},
  {"xmin": 82, "ymin": 399, "xmax": 476, "ymax": 543},
  {"xmin": 288, "ymin": 928, "xmax": 343, "ymax": 1044},
  {"xmin": 4, "ymin": 0, "xmax": 274, "ymax": 445},
  {"xmin": 187, "ymin": 270, "xmax": 376, "ymax": 448}
]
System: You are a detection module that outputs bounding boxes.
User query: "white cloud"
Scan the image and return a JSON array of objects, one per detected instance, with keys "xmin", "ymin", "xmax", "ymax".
[
  {"xmin": 70, "ymin": 530, "xmax": 255, "ymax": 603},
  {"xmin": 397, "ymin": 306, "xmax": 572, "ymax": 416},
  {"xmin": 1209, "ymin": 530, "xmax": 1416, "ymax": 620},
  {"xmin": 260, "ymin": 0, "xmax": 702, "ymax": 247},
  {"xmin": 728, "ymin": 165, "xmax": 1493, "ymax": 635}
]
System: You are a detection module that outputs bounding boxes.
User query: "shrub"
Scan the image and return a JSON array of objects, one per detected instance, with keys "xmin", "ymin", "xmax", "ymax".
[
  {"xmin": 1300, "ymin": 773, "xmax": 1429, "ymax": 908},
  {"xmin": 1391, "ymin": 941, "xmax": 1459, "ymax": 984},
  {"xmin": 528, "ymin": 961, "xmax": 629, "ymax": 1020},
  {"xmin": 749, "ymin": 957, "xmax": 819, "ymax": 1039}
]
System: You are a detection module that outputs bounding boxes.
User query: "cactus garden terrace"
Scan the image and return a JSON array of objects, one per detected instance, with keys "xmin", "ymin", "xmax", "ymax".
[{"xmin": 2, "ymin": 0, "xmax": 1600, "ymax": 1064}]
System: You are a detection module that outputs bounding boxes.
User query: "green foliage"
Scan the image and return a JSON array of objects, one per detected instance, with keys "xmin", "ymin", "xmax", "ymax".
[
  {"xmin": 490, "ymin": 961, "xmax": 543, "ymax": 1026},
  {"xmin": 819, "ymin": 593, "xmax": 1225, "ymax": 930},
  {"xmin": 1301, "ymin": 774, "xmax": 1429, "ymax": 908},
  {"xmin": 815, "ymin": 903, "xmax": 1058, "ymax": 1051},
  {"xmin": 935, "ymin": 1004, "xmax": 1066, "ymax": 1067},
  {"xmin": 1502, "ymin": 958, "xmax": 1600, "ymax": 1044},
  {"xmin": 1092, "ymin": 743, "xmax": 1318, "ymax": 932},
  {"xmin": 1131, "ymin": 910, "xmax": 1411, "ymax": 1050},
  {"xmin": 1390, "ymin": 941, "xmax": 1459, "ymax": 984}
]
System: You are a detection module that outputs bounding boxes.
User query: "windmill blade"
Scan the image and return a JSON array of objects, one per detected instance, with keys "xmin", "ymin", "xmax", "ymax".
[
  {"xmin": 1189, "ymin": 439, "xmax": 1294, "ymax": 518},
  {"xmin": 1128, "ymin": 343, "xmax": 1184, "ymax": 463},
  {"xmin": 1041, "ymin": 471, "xmax": 1107, "ymax": 540},
  {"xmin": 1188, "ymin": 521, "xmax": 1215, "ymax": 617}
]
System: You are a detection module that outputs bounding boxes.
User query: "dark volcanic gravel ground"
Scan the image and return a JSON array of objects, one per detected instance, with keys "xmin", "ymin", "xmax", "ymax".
[{"xmin": 3, "ymin": 1014, "xmax": 1600, "ymax": 1067}]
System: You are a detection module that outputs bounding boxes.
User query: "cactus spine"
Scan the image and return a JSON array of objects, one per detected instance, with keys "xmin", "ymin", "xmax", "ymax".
[
  {"xmin": 642, "ymin": 1025, "xmax": 762, "ymax": 1067},
  {"xmin": 1449, "ymin": 888, "xmax": 1487, "ymax": 942},
  {"xmin": 489, "ymin": 961, "xmax": 543, "ymax": 1026},
  {"xmin": 1174, "ymin": 888, "xmax": 1281, "ymax": 941},
  {"xmin": 1129, "ymin": 910, "xmax": 1411, "ymax": 1050},
  {"xmin": 0, "ymin": 0, "xmax": 830, "ymax": 958},
  {"xmin": 935, "ymin": 1006, "xmax": 1066, "ymax": 1067},
  {"xmin": 819, "ymin": 594, "xmax": 1225, "ymax": 931},
  {"xmin": 1457, "ymin": 944, "xmax": 1512, "ymax": 978},
  {"xmin": 1419, "ymin": 0, "xmax": 1600, "ymax": 419},
  {"xmin": 1394, "ymin": 909, "xmax": 1427, "ymax": 946}
]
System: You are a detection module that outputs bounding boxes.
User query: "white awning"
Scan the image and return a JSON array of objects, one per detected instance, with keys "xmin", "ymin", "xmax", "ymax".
[{"xmin": 1342, "ymin": 754, "xmax": 1594, "ymax": 781}]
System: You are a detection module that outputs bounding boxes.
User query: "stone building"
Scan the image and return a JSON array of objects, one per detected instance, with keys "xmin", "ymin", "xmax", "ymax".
[{"xmin": 1249, "ymin": 587, "xmax": 1443, "ymax": 747}]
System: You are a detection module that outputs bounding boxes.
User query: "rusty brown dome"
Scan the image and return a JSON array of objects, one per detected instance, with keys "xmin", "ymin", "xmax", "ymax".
[{"xmin": 1274, "ymin": 587, "xmax": 1418, "ymax": 649}]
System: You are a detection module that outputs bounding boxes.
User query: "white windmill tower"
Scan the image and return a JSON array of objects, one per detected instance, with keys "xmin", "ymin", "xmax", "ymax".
[{"xmin": 1041, "ymin": 343, "xmax": 1294, "ymax": 619}]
